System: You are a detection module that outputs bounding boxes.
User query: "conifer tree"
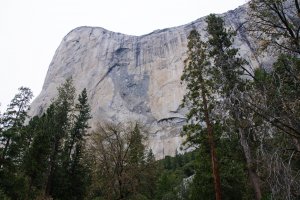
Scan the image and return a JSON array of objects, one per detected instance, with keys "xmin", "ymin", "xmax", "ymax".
[
  {"xmin": 23, "ymin": 82, "xmax": 93, "ymax": 200},
  {"xmin": 142, "ymin": 149, "xmax": 157, "ymax": 199},
  {"xmin": 0, "ymin": 87, "xmax": 33, "ymax": 168},
  {"xmin": 205, "ymin": 14, "xmax": 262, "ymax": 200},
  {"xmin": 65, "ymin": 88, "xmax": 91, "ymax": 160},
  {"xmin": 0, "ymin": 87, "xmax": 33, "ymax": 199},
  {"xmin": 58, "ymin": 88, "xmax": 92, "ymax": 200},
  {"xmin": 181, "ymin": 29, "xmax": 222, "ymax": 200},
  {"xmin": 45, "ymin": 78, "xmax": 75, "ymax": 197},
  {"xmin": 23, "ymin": 105, "xmax": 56, "ymax": 198}
]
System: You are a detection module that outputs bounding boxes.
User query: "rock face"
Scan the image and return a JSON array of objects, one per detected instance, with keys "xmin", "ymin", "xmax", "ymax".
[{"xmin": 30, "ymin": 4, "xmax": 262, "ymax": 159}]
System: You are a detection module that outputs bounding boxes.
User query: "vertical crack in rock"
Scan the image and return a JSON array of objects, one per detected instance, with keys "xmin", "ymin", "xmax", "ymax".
[{"xmin": 135, "ymin": 39, "xmax": 141, "ymax": 68}]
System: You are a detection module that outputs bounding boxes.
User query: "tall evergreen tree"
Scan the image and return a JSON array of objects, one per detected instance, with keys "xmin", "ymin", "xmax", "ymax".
[
  {"xmin": 0, "ymin": 87, "xmax": 33, "ymax": 199},
  {"xmin": 57, "ymin": 88, "xmax": 92, "ymax": 200},
  {"xmin": 23, "ymin": 105, "xmax": 57, "ymax": 198},
  {"xmin": 45, "ymin": 78, "xmax": 76, "ymax": 197},
  {"xmin": 22, "ymin": 82, "xmax": 93, "ymax": 200},
  {"xmin": 0, "ymin": 87, "xmax": 33, "ymax": 168},
  {"xmin": 205, "ymin": 14, "xmax": 262, "ymax": 200},
  {"xmin": 181, "ymin": 29, "xmax": 222, "ymax": 200},
  {"xmin": 65, "ymin": 88, "xmax": 91, "ymax": 161},
  {"xmin": 142, "ymin": 149, "xmax": 157, "ymax": 199}
]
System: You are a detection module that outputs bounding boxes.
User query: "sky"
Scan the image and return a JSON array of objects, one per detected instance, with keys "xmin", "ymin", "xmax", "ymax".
[{"xmin": 0, "ymin": 0, "xmax": 248, "ymax": 112}]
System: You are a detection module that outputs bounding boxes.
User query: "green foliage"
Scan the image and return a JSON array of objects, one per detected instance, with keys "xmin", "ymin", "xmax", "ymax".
[
  {"xmin": 154, "ymin": 148, "xmax": 249, "ymax": 200},
  {"xmin": 154, "ymin": 151, "xmax": 196, "ymax": 200},
  {"xmin": 0, "ymin": 87, "xmax": 33, "ymax": 166},
  {"xmin": 1, "ymin": 3, "xmax": 300, "ymax": 199},
  {"xmin": 206, "ymin": 14, "xmax": 247, "ymax": 94},
  {"xmin": 248, "ymin": 0, "xmax": 300, "ymax": 54},
  {"xmin": 181, "ymin": 29, "xmax": 215, "ymax": 146},
  {"xmin": 0, "ymin": 80, "xmax": 93, "ymax": 200},
  {"xmin": 252, "ymin": 53, "xmax": 300, "ymax": 138},
  {"xmin": 43, "ymin": 78, "xmax": 77, "ymax": 197},
  {"xmin": 0, "ymin": 188, "xmax": 11, "ymax": 200},
  {"xmin": 252, "ymin": 54, "xmax": 300, "ymax": 199},
  {"xmin": 88, "ymin": 122, "xmax": 158, "ymax": 200},
  {"xmin": 47, "ymin": 85, "xmax": 92, "ymax": 200},
  {"xmin": 247, "ymin": 3, "xmax": 300, "ymax": 198},
  {"xmin": 56, "ymin": 88, "xmax": 92, "ymax": 200},
  {"xmin": 181, "ymin": 14, "xmax": 253, "ymax": 200},
  {"xmin": 23, "ymin": 109, "xmax": 55, "ymax": 197},
  {"xmin": 187, "ymin": 127, "xmax": 250, "ymax": 200},
  {"xmin": 0, "ymin": 87, "xmax": 33, "ymax": 199}
]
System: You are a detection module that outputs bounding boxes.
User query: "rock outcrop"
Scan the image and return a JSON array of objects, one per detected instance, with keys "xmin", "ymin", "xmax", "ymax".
[{"xmin": 30, "ymin": 3, "xmax": 262, "ymax": 159}]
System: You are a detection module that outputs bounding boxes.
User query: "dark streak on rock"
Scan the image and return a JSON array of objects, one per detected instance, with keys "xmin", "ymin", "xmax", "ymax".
[{"xmin": 157, "ymin": 117, "xmax": 186, "ymax": 125}]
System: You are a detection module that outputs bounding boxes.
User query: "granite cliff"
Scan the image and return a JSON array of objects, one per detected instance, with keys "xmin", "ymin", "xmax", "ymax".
[{"xmin": 29, "ymin": 3, "xmax": 264, "ymax": 159}]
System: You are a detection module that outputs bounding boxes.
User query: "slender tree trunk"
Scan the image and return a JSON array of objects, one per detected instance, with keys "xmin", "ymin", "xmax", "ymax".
[
  {"xmin": 201, "ymin": 86, "xmax": 222, "ymax": 200},
  {"xmin": 239, "ymin": 128, "xmax": 262, "ymax": 200},
  {"xmin": 45, "ymin": 160, "xmax": 54, "ymax": 196}
]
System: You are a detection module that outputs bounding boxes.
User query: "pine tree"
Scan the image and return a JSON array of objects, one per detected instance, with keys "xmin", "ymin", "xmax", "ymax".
[
  {"xmin": 128, "ymin": 123, "xmax": 145, "ymax": 165},
  {"xmin": 58, "ymin": 88, "xmax": 92, "ymax": 200},
  {"xmin": 0, "ymin": 87, "xmax": 33, "ymax": 199},
  {"xmin": 142, "ymin": 149, "xmax": 157, "ymax": 199},
  {"xmin": 22, "ymin": 81, "xmax": 93, "ymax": 200},
  {"xmin": 0, "ymin": 87, "xmax": 33, "ymax": 168},
  {"xmin": 45, "ymin": 78, "xmax": 76, "ymax": 197},
  {"xmin": 65, "ymin": 88, "xmax": 91, "ymax": 160},
  {"xmin": 205, "ymin": 14, "xmax": 263, "ymax": 200},
  {"xmin": 181, "ymin": 29, "xmax": 221, "ymax": 200},
  {"xmin": 23, "ymin": 105, "xmax": 56, "ymax": 198}
]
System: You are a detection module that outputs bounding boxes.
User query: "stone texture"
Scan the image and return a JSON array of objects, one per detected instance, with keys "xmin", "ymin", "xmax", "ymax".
[{"xmin": 29, "ymin": 3, "xmax": 264, "ymax": 159}]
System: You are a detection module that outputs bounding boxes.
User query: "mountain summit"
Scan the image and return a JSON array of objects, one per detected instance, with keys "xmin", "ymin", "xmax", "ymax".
[{"xmin": 30, "ymin": 3, "xmax": 262, "ymax": 158}]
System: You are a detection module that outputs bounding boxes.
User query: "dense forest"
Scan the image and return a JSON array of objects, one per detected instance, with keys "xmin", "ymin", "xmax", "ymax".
[{"xmin": 1, "ymin": 0, "xmax": 300, "ymax": 199}]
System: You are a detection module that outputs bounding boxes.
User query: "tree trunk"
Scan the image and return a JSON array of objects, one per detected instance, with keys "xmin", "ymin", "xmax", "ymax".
[
  {"xmin": 239, "ymin": 128, "xmax": 262, "ymax": 200},
  {"xmin": 202, "ymin": 87, "xmax": 222, "ymax": 200}
]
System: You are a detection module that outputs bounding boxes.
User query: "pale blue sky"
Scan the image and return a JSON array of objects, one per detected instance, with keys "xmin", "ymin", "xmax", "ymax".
[{"xmin": 0, "ymin": 0, "xmax": 248, "ymax": 112}]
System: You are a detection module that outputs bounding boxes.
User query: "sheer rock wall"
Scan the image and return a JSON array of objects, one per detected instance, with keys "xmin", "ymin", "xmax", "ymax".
[{"xmin": 30, "ymin": 4, "xmax": 262, "ymax": 159}]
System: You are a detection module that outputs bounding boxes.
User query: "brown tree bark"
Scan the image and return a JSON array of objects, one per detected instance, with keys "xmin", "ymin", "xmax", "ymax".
[{"xmin": 201, "ymin": 86, "xmax": 222, "ymax": 200}]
